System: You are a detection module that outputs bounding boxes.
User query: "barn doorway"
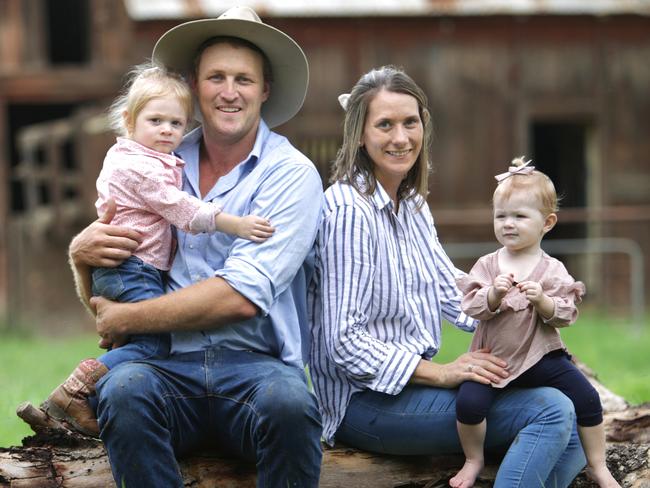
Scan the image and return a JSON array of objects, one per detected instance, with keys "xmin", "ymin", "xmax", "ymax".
[{"xmin": 530, "ymin": 121, "xmax": 589, "ymax": 240}]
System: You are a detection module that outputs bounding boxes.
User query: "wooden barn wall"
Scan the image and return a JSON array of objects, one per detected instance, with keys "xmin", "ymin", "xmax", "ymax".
[
  {"xmin": 275, "ymin": 14, "xmax": 650, "ymax": 313},
  {"xmin": 2, "ymin": 12, "xmax": 649, "ymax": 328},
  {"xmin": 0, "ymin": 0, "xmax": 135, "ymax": 330}
]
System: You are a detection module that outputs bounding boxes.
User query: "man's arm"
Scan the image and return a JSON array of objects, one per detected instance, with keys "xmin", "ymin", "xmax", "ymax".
[
  {"xmin": 87, "ymin": 157, "xmax": 321, "ymax": 345},
  {"xmin": 72, "ymin": 199, "xmax": 255, "ymax": 347},
  {"xmin": 92, "ymin": 277, "xmax": 258, "ymax": 344}
]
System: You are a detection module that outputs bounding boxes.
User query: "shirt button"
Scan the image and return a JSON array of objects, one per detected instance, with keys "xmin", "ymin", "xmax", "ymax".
[{"xmin": 189, "ymin": 244, "xmax": 194, "ymax": 249}]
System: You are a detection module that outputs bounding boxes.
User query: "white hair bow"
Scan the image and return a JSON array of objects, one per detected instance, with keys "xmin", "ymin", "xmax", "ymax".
[{"xmin": 338, "ymin": 93, "xmax": 350, "ymax": 111}]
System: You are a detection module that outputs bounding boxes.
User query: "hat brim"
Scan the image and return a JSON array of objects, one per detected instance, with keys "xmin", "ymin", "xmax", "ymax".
[{"xmin": 152, "ymin": 17, "xmax": 308, "ymax": 128}]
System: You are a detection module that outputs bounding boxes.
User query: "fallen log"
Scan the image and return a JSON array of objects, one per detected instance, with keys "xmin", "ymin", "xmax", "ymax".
[
  {"xmin": 1, "ymin": 429, "xmax": 648, "ymax": 487},
  {"xmin": 3, "ymin": 364, "xmax": 649, "ymax": 487},
  {"xmin": 3, "ymin": 404, "xmax": 649, "ymax": 487}
]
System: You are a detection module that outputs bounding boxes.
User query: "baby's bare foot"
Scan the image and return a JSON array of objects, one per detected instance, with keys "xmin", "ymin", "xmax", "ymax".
[
  {"xmin": 449, "ymin": 459, "xmax": 483, "ymax": 488},
  {"xmin": 585, "ymin": 465, "xmax": 621, "ymax": 488}
]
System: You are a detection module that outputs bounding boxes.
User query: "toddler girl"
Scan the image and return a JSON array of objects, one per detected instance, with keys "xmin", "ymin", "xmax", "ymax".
[
  {"xmin": 40, "ymin": 64, "xmax": 274, "ymax": 437},
  {"xmin": 450, "ymin": 157, "xmax": 619, "ymax": 488}
]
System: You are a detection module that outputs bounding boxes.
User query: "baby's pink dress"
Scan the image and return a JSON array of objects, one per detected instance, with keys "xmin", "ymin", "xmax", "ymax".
[{"xmin": 456, "ymin": 249, "xmax": 585, "ymax": 387}]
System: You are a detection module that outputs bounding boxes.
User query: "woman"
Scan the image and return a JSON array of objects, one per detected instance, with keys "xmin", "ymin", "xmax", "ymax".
[{"xmin": 308, "ymin": 66, "xmax": 586, "ymax": 487}]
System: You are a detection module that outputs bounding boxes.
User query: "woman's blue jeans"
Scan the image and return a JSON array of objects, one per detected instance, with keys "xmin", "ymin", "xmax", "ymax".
[
  {"xmin": 337, "ymin": 385, "xmax": 586, "ymax": 488},
  {"xmin": 95, "ymin": 348, "xmax": 323, "ymax": 488}
]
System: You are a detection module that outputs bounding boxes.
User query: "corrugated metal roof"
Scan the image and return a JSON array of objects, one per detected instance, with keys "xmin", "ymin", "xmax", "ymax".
[{"xmin": 124, "ymin": 0, "xmax": 650, "ymax": 19}]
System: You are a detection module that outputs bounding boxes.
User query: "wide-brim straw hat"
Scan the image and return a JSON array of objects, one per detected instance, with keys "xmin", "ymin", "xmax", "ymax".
[{"xmin": 152, "ymin": 5, "xmax": 308, "ymax": 128}]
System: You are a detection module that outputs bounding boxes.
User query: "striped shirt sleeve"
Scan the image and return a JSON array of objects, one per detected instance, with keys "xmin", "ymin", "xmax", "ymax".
[
  {"xmin": 320, "ymin": 201, "xmax": 421, "ymax": 394},
  {"xmin": 427, "ymin": 213, "xmax": 477, "ymax": 332}
]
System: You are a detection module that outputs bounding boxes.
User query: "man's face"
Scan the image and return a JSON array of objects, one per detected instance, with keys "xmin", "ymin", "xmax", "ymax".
[{"xmin": 194, "ymin": 42, "xmax": 270, "ymax": 145}]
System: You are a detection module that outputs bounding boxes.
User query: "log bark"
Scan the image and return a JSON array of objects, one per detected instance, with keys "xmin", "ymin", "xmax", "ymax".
[
  {"xmin": 3, "ymin": 405, "xmax": 649, "ymax": 487},
  {"xmin": 3, "ymin": 365, "xmax": 649, "ymax": 487},
  {"xmin": 1, "ymin": 430, "xmax": 649, "ymax": 487}
]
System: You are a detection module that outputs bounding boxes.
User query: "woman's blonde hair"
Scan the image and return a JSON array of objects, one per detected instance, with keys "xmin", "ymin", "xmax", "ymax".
[
  {"xmin": 108, "ymin": 63, "xmax": 193, "ymax": 137},
  {"xmin": 331, "ymin": 66, "xmax": 432, "ymax": 204},
  {"xmin": 493, "ymin": 157, "xmax": 559, "ymax": 216}
]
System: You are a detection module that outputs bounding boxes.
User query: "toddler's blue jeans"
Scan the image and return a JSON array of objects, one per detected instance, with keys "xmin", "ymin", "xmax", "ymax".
[{"xmin": 92, "ymin": 255, "xmax": 170, "ymax": 369}]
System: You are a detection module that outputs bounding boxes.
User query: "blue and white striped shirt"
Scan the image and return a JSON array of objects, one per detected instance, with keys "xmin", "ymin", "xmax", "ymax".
[{"xmin": 308, "ymin": 180, "xmax": 476, "ymax": 444}]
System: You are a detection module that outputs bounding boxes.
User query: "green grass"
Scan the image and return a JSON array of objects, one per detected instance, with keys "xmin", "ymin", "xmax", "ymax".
[
  {"xmin": 0, "ymin": 331, "xmax": 100, "ymax": 448},
  {"xmin": 1, "ymin": 312, "xmax": 648, "ymax": 448}
]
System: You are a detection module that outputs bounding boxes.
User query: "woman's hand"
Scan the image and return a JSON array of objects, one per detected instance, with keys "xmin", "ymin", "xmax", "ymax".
[
  {"xmin": 411, "ymin": 348, "xmax": 509, "ymax": 388},
  {"xmin": 70, "ymin": 199, "xmax": 143, "ymax": 268}
]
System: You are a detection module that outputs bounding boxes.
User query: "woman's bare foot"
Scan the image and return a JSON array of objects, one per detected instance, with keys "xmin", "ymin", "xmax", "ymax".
[
  {"xmin": 449, "ymin": 459, "xmax": 483, "ymax": 488},
  {"xmin": 585, "ymin": 464, "xmax": 621, "ymax": 488}
]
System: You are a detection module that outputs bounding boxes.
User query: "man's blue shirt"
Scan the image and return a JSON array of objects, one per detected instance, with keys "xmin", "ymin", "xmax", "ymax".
[{"xmin": 166, "ymin": 121, "xmax": 323, "ymax": 367}]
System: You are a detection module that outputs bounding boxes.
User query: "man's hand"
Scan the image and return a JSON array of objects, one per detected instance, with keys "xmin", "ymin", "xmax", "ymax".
[
  {"xmin": 70, "ymin": 199, "xmax": 143, "ymax": 268},
  {"xmin": 91, "ymin": 295, "xmax": 130, "ymax": 349}
]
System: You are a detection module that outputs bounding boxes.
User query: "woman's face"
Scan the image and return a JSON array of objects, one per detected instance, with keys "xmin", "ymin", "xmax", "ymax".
[{"xmin": 361, "ymin": 89, "xmax": 423, "ymax": 193}]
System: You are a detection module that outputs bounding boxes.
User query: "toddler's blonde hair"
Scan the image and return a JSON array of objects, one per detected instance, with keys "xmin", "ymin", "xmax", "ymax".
[
  {"xmin": 108, "ymin": 63, "xmax": 193, "ymax": 137},
  {"xmin": 493, "ymin": 156, "xmax": 559, "ymax": 216}
]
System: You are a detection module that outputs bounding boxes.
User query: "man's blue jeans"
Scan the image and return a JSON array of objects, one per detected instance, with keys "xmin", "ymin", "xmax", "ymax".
[
  {"xmin": 95, "ymin": 348, "xmax": 323, "ymax": 488},
  {"xmin": 92, "ymin": 256, "xmax": 170, "ymax": 369},
  {"xmin": 337, "ymin": 385, "xmax": 586, "ymax": 488}
]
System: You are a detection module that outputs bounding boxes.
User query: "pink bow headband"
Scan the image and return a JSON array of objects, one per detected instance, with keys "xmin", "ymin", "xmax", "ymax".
[{"xmin": 495, "ymin": 158, "xmax": 535, "ymax": 182}]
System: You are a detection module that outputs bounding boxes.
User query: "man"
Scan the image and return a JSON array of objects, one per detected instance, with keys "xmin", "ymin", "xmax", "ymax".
[{"xmin": 68, "ymin": 6, "xmax": 323, "ymax": 487}]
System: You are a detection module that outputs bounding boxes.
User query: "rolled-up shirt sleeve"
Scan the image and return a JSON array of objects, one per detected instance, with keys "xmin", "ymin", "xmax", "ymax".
[
  {"xmin": 320, "ymin": 203, "xmax": 421, "ymax": 395},
  {"xmin": 216, "ymin": 162, "xmax": 322, "ymax": 314}
]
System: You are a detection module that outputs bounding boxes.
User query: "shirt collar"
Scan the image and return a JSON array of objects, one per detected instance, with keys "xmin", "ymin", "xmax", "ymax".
[
  {"xmin": 116, "ymin": 137, "xmax": 184, "ymax": 167},
  {"xmin": 352, "ymin": 174, "xmax": 394, "ymax": 211},
  {"xmin": 179, "ymin": 126, "xmax": 203, "ymax": 150},
  {"xmin": 175, "ymin": 120, "xmax": 269, "ymax": 200},
  {"xmin": 371, "ymin": 180, "xmax": 394, "ymax": 211},
  {"xmin": 249, "ymin": 119, "xmax": 268, "ymax": 164},
  {"xmin": 177, "ymin": 120, "xmax": 268, "ymax": 167}
]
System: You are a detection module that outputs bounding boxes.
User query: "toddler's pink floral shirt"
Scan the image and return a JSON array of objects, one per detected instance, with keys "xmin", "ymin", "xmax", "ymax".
[{"xmin": 96, "ymin": 138, "xmax": 220, "ymax": 270}]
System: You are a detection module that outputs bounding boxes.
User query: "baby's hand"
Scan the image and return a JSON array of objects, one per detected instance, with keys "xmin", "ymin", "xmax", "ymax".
[
  {"xmin": 492, "ymin": 273, "xmax": 515, "ymax": 297},
  {"xmin": 517, "ymin": 280, "xmax": 544, "ymax": 305},
  {"xmin": 237, "ymin": 215, "xmax": 275, "ymax": 242}
]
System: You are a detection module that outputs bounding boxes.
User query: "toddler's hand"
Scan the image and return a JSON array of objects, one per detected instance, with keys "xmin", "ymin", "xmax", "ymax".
[
  {"xmin": 492, "ymin": 273, "xmax": 515, "ymax": 298},
  {"xmin": 517, "ymin": 280, "xmax": 544, "ymax": 304},
  {"xmin": 237, "ymin": 215, "xmax": 275, "ymax": 242}
]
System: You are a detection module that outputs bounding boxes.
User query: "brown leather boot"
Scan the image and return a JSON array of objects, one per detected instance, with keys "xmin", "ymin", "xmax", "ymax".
[{"xmin": 42, "ymin": 358, "xmax": 109, "ymax": 437}]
